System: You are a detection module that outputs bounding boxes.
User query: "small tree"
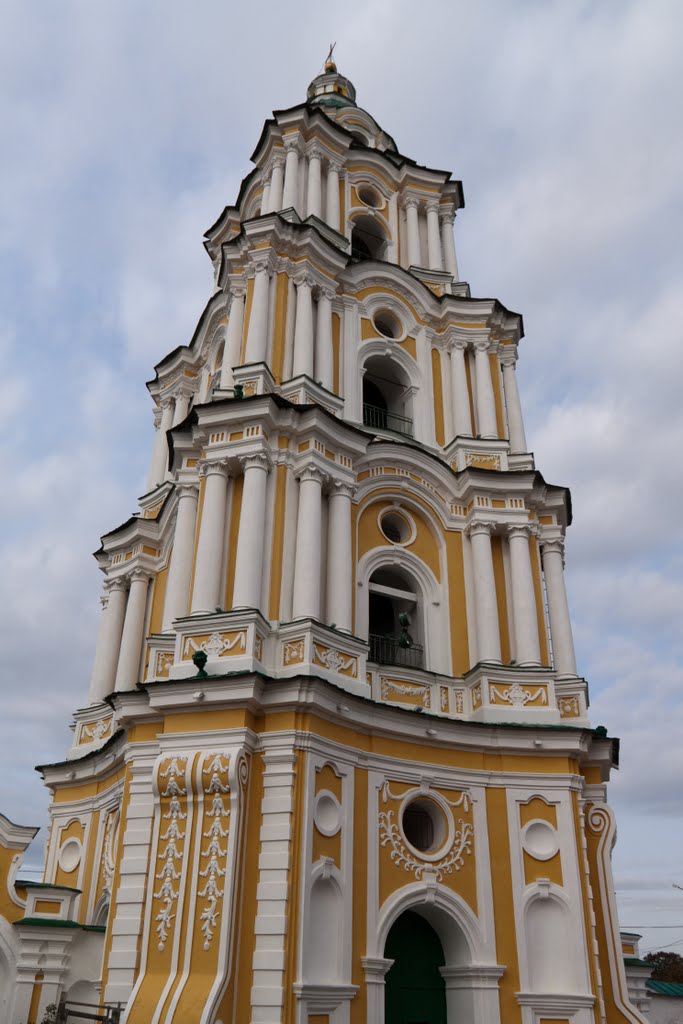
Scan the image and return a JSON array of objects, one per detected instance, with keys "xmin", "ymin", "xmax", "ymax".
[{"xmin": 645, "ymin": 951, "xmax": 683, "ymax": 982}]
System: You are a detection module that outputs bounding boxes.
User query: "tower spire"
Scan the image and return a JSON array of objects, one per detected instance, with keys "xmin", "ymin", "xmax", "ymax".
[
  {"xmin": 307, "ymin": 47, "xmax": 357, "ymax": 108},
  {"xmin": 324, "ymin": 41, "xmax": 337, "ymax": 72}
]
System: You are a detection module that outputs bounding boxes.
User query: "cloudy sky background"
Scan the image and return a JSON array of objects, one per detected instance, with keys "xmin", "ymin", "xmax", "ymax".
[{"xmin": 1, "ymin": 0, "xmax": 682, "ymax": 957}]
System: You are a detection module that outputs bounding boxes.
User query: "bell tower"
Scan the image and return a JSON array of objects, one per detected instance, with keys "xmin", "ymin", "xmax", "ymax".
[{"xmin": 5, "ymin": 59, "xmax": 647, "ymax": 1024}]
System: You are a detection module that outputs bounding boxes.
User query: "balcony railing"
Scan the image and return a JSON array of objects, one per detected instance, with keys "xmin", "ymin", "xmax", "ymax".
[
  {"xmin": 369, "ymin": 633, "xmax": 424, "ymax": 669},
  {"xmin": 57, "ymin": 1000, "xmax": 122, "ymax": 1023},
  {"xmin": 363, "ymin": 403, "xmax": 414, "ymax": 438}
]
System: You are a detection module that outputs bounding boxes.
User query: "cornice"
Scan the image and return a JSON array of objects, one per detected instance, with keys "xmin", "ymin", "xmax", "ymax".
[{"xmin": 0, "ymin": 814, "xmax": 39, "ymax": 851}]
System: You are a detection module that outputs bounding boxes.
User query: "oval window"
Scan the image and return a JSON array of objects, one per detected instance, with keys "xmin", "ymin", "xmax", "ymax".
[
  {"xmin": 401, "ymin": 797, "xmax": 447, "ymax": 855},
  {"xmin": 379, "ymin": 509, "xmax": 413, "ymax": 545},
  {"xmin": 358, "ymin": 184, "xmax": 381, "ymax": 208},
  {"xmin": 372, "ymin": 309, "xmax": 402, "ymax": 340}
]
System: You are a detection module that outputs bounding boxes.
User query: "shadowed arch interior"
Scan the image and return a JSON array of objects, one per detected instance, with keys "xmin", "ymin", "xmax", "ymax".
[{"xmin": 384, "ymin": 909, "xmax": 446, "ymax": 1024}]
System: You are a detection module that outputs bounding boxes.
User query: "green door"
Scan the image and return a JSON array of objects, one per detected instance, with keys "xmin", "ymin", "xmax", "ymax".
[{"xmin": 384, "ymin": 910, "xmax": 447, "ymax": 1024}]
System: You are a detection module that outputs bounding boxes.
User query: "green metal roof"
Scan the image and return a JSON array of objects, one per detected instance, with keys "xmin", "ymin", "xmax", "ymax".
[
  {"xmin": 647, "ymin": 980, "xmax": 683, "ymax": 996},
  {"xmin": 624, "ymin": 957, "xmax": 651, "ymax": 967}
]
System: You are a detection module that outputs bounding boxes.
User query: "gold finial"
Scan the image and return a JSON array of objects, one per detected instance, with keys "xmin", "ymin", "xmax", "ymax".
[{"xmin": 324, "ymin": 42, "xmax": 337, "ymax": 73}]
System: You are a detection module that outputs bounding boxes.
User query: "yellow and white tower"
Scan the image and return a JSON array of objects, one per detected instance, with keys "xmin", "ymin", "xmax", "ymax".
[{"xmin": 1, "ymin": 60, "xmax": 649, "ymax": 1024}]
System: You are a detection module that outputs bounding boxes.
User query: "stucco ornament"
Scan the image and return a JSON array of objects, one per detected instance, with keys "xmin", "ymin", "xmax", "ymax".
[{"xmin": 378, "ymin": 781, "xmax": 473, "ymax": 881}]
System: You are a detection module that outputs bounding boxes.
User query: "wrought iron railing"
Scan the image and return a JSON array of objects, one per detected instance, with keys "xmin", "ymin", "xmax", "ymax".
[
  {"xmin": 57, "ymin": 999, "xmax": 122, "ymax": 1023},
  {"xmin": 363, "ymin": 403, "xmax": 414, "ymax": 437},
  {"xmin": 368, "ymin": 634, "xmax": 424, "ymax": 669}
]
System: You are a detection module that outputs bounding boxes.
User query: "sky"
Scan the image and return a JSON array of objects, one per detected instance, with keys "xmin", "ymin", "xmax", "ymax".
[{"xmin": 1, "ymin": 0, "xmax": 682, "ymax": 960}]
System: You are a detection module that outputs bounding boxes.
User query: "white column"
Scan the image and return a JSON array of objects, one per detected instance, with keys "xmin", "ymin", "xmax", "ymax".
[
  {"xmin": 147, "ymin": 398, "xmax": 174, "ymax": 490},
  {"xmin": 325, "ymin": 160, "xmax": 342, "ymax": 230},
  {"xmin": 244, "ymin": 262, "xmax": 271, "ymax": 365},
  {"xmin": 440, "ymin": 209, "xmax": 459, "ymax": 279},
  {"xmin": 405, "ymin": 198, "xmax": 421, "ymax": 266},
  {"xmin": 171, "ymin": 387, "xmax": 192, "ymax": 427},
  {"xmin": 507, "ymin": 524, "xmax": 542, "ymax": 666},
  {"xmin": 541, "ymin": 537, "xmax": 577, "ymax": 676},
  {"xmin": 261, "ymin": 179, "xmax": 271, "ymax": 215},
  {"xmin": 466, "ymin": 520, "xmax": 501, "ymax": 663},
  {"xmin": 292, "ymin": 465, "xmax": 324, "ymax": 620},
  {"xmin": 306, "ymin": 147, "xmax": 323, "ymax": 219},
  {"xmin": 282, "ymin": 138, "xmax": 301, "ymax": 212},
  {"xmin": 220, "ymin": 287, "xmax": 246, "ymax": 388},
  {"xmin": 114, "ymin": 570, "xmax": 150, "ymax": 692},
  {"xmin": 326, "ymin": 482, "xmax": 354, "ymax": 632},
  {"xmin": 450, "ymin": 340, "xmax": 473, "ymax": 436},
  {"xmin": 292, "ymin": 274, "xmax": 314, "ymax": 379},
  {"xmin": 441, "ymin": 347, "xmax": 454, "ymax": 441},
  {"xmin": 190, "ymin": 460, "xmax": 230, "ymax": 614},
  {"xmin": 268, "ymin": 156, "xmax": 284, "ymax": 213},
  {"xmin": 426, "ymin": 200, "xmax": 443, "ymax": 270},
  {"xmin": 316, "ymin": 287, "xmax": 335, "ymax": 391},
  {"xmin": 501, "ymin": 349, "xmax": 528, "ymax": 453},
  {"xmin": 88, "ymin": 579, "xmax": 128, "ymax": 703},
  {"xmin": 232, "ymin": 452, "xmax": 271, "ymax": 609},
  {"xmin": 473, "ymin": 339, "xmax": 498, "ymax": 439},
  {"xmin": 162, "ymin": 484, "xmax": 199, "ymax": 630}
]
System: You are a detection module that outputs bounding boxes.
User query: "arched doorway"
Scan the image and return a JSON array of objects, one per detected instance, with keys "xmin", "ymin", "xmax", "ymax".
[
  {"xmin": 384, "ymin": 910, "xmax": 446, "ymax": 1024},
  {"xmin": 362, "ymin": 355, "xmax": 414, "ymax": 437},
  {"xmin": 351, "ymin": 214, "xmax": 387, "ymax": 261},
  {"xmin": 368, "ymin": 565, "xmax": 424, "ymax": 669}
]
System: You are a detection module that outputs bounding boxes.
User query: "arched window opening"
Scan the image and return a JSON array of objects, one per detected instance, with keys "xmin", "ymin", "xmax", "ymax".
[
  {"xmin": 384, "ymin": 910, "xmax": 446, "ymax": 1024},
  {"xmin": 351, "ymin": 215, "xmax": 387, "ymax": 262},
  {"xmin": 362, "ymin": 356, "xmax": 413, "ymax": 437},
  {"xmin": 368, "ymin": 565, "xmax": 424, "ymax": 669}
]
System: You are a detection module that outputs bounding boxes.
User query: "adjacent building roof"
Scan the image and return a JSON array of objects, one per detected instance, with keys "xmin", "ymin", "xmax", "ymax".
[{"xmin": 647, "ymin": 980, "xmax": 683, "ymax": 996}]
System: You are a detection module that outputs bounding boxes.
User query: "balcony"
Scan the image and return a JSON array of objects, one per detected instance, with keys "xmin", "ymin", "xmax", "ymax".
[
  {"xmin": 368, "ymin": 633, "xmax": 424, "ymax": 669},
  {"xmin": 363, "ymin": 403, "xmax": 413, "ymax": 438}
]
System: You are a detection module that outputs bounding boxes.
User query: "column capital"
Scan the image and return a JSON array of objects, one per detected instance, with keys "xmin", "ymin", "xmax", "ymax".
[
  {"xmin": 402, "ymin": 196, "xmax": 420, "ymax": 211},
  {"xmin": 105, "ymin": 576, "xmax": 129, "ymax": 595},
  {"xmin": 239, "ymin": 450, "xmax": 272, "ymax": 474},
  {"xmin": 307, "ymin": 143, "xmax": 324, "ymax": 161},
  {"xmin": 426, "ymin": 199, "xmax": 441, "ymax": 215},
  {"xmin": 328, "ymin": 158, "xmax": 345, "ymax": 175},
  {"xmin": 171, "ymin": 379, "xmax": 195, "ymax": 401},
  {"xmin": 540, "ymin": 536, "xmax": 566, "ymax": 559},
  {"xmin": 293, "ymin": 269, "xmax": 315, "ymax": 290},
  {"xmin": 473, "ymin": 336, "xmax": 493, "ymax": 354},
  {"xmin": 283, "ymin": 134, "xmax": 301, "ymax": 153},
  {"xmin": 152, "ymin": 406, "xmax": 163, "ymax": 429},
  {"xmin": 198, "ymin": 458, "xmax": 230, "ymax": 479},
  {"xmin": 507, "ymin": 522, "xmax": 537, "ymax": 541},
  {"xmin": 449, "ymin": 336, "xmax": 468, "ymax": 353},
  {"xmin": 271, "ymin": 152, "xmax": 285, "ymax": 170},
  {"xmin": 319, "ymin": 284, "xmax": 337, "ymax": 301},
  {"xmin": 128, "ymin": 567, "xmax": 152, "ymax": 584},
  {"xmin": 228, "ymin": 282, "xmax": 247, "ymax": 301},
  {"xmin": 176, "ymin": 483, "xmax": 199, "ymax": 501},
  {"xmin": 296, "ymin": 463, "xmax": 327, "ymax": 486},
  {"xmin": 248, "ymin": 255, "xmax": 272, "ymax": 277},
  {"xmin": 159, "ymin": 395, "xmax": 174, "ymax": 411},
  {"xmin": 328, "ymin": 479, "xmax": 356, "ymax": 500},
  {"xmin": 439, "ymin": 204, "xmax": 456, "ymax": 225},
  {"xmin": 465, "ymin": 518, "xmax": 496, "ymax": 539},
  {"xmin": 499, "ymin": 346, "xmax": 519, "ymax": 368}
]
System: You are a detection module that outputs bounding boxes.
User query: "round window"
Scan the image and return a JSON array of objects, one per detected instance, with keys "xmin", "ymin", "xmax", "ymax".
[
  {"xmin": 58, "ymin": 838, "xmax": 82, "ymax": 874},
  {"xmin": 358, "ymin": 184, "xmax": 381, "ymax": 208},
  {"xmin": 379, "ymin": 509, "xmax": 413, "ymax": 545},
  {"xmin": 372, "ymin": 309, "xmax": 402, "ymax": 340},
  {"xmin": 401, "ymin": 797, "xmax": 447, "ymax": 855}
]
